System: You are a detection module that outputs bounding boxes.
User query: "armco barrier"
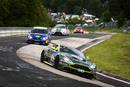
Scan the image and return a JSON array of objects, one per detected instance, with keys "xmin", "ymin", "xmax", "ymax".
[
  {"xmin": 0, "ymin": 27, "xmax": 50, "ymax": 37},
  {"xmin": 0, "ymin": 27, "xmax": 90, "ymax": 37},
  {"xmin": 0, "ymin": 27, "xmax": 33, "ymax": 37},
  {"xmin": 0, "ymin": 30, "xmax": 30, "ymax": 37}
]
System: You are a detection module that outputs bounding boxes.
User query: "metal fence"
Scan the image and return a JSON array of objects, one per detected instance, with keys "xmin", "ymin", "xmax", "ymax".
[
  {"xmin": 0, "ymin": 27, "xmax": 54, "ymax": 37},
  {"xmin": 104, "ymin": 22, "xmax": 117, "ymax": 27},
  {"xmin": 0, "ymin": 27, "xmax": 32, "ymax": 37}
]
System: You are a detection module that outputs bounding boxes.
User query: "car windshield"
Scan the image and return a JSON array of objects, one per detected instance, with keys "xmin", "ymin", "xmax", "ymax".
[
  {"xmin": 31, "ymin": 29, "xmax": 48, "ymax": 34},
  {"xmin": 55, "ymin": 25, "xmax": 66, "ymax": 28},
  {"xmin": 60, "ymin": 47, "xmax": 86, "ymax": 60},
  {"xmin": 76, "ymin": 27, "xmax": 82, "ymax": 30}
]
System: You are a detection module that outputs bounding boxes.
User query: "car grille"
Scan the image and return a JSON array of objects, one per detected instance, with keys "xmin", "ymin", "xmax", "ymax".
[
  {"xmin": 70, "ymin": 64, "xmax": 91, "ymax": 72},
  {"xmin": 34, "ymin": 38, "xmax": 42, "ymax": 40},
  {"xmin": 56, "ymin": 28, "xmax": 61, "ymax": 32}
]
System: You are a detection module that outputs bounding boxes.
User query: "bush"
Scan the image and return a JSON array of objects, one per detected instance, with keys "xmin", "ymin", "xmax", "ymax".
[{"xmin": 67, "ymin": 18, "xmax": 85, "ymax": 26}]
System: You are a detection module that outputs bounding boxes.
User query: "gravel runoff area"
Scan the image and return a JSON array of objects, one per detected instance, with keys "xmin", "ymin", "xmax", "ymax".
[{"xmin": 17, "ymin": 35, "xmax": 114, "ymax": 87}]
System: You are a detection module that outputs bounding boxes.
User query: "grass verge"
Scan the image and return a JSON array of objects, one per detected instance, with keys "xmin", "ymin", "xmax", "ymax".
[{"xmin": 83, "ymin": 33, "xmax": 130, "ymax": 79}]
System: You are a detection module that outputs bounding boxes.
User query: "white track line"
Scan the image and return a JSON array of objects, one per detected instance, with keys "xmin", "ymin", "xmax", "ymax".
[{"xmin": 96, "ymin": 72, "xmax": 130, "ymax": 85}]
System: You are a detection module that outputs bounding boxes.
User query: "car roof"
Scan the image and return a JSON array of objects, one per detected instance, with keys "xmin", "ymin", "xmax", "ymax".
[
  {"xmin": 33, "ymin": 27, "xmax": 48, "ymax": 30},
  {"xmin": 55, "ymin": 24, "xmax": 66, "ymax": 26},
  {"xmin": 75, "ymin": 27, "xmax": 82, "ymax": 28}
]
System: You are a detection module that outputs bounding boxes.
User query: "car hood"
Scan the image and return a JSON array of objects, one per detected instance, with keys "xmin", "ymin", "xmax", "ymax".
[
  {"xmin": 75, "ymin": 29, "xmax": 81, "ymax": 31},
  {"xmin": 61, "ymin": 52, "xmax": 95, "ymax": 68},
  {"xmin": 52, "ymin": 28, "xmax": 66, "ymax": 31},
  {"xmin": 30, "ymin": 33, "xmax": 48, "ymax": 38}
]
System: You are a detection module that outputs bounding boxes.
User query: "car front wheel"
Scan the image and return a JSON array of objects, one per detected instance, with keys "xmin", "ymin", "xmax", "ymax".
[
  {"xmin": 40, "ymin": 50, "xmax": 45, "ymax": 62},
  {"xmin": 54, "ymin": 55, "xmax": 59, "ymax": 68}
]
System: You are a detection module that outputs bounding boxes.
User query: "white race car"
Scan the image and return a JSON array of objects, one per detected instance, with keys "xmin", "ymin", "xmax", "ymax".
[{"xmin": 51, "ymin": 24, "xmax": 70, "ymax": 35}]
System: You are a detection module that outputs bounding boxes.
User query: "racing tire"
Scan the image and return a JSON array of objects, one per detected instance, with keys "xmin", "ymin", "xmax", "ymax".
[
  {"xmin": 40, "ymin": 50, "xmax": 45, "ymax": 62},
  {"xmin": 86, "ymin": 74, "xmax": 94, "ymax": 80},
  {"xmin": 49, "ymin": 37, "xmax": 51, "ymax": 43},
  {"xmin": 26, "ymin": 40, "xmax": 30, "ymax": 44},
  {"xmin": 39, "ymin": 42, "xmax": 43, "ymax": 45},
  {"xmin": 26, "ymin": 40, "xmax": 33, "ymax": 44},
  {"xmin": 54, "ymin": 55, "xmax": 59, "ymax": 68},
  {"xmin": 45, "ymin": 42, "xmax": 49, "ymax": 46},
  {"xmin": 39, "ymin": 42, "xmax": 48, "ymax": 46}
]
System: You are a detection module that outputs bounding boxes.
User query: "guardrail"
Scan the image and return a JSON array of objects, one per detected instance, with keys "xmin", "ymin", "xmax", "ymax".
[
  {"xmin": 0, "ymin": 27, "xmax": 82, "ymax": 37},
  {"xmin": 0, "ymin": 27, "xmax": 32, "ymax": 37},
  {"xmin": 0, "ymin": 27, "xmax": 54, "ymax": 37}
]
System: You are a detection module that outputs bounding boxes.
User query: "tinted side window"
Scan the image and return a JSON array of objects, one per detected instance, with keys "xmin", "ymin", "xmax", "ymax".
[
  {"xmin": 60, "ymin": 47, "xmax": 77, "ymax": 55},
  {"xmin": 31, "ymin": 29, "xmax": 48, "ymax": 34}
]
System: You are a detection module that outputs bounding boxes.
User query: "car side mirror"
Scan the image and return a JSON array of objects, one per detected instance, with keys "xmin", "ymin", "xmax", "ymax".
[
  {"xmin": 51, "ymin": 47, "xmax": 56, "ymax": 50},
  {"xmin": 48, "ymin": 32, "xmax": 51, "ymax": 35},
  {"xmin": 86, "ymin": 56, "xmax": 90, "ymax": 60}
]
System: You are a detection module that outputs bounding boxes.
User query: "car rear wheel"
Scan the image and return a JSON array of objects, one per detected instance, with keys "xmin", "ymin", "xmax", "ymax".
[
  {"xmin": 40, "ymin": 50, "xmax": 45, "ymax": 62},
  {"xmin": 86, "ymin": 74, "xmax": 94, "ymax": 80},
  {"xmin": 54, "ymin": 55, "xmax": 59, "ymax": 68},
  {"xmin": 26, "ymin": 40, "xmax": 33, "ymax": 44},
  {"xmin": 44, "ymin": 42, "xmax": 49, "ymax": 46},
  {"xmin": 26, "ymin": 40, "xmax": 30, "ymax": 43}
]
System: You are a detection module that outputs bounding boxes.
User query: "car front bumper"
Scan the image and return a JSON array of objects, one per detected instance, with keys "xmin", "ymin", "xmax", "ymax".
[
  {"xmin": 27, "ymin": 39, "xmax": 49, "ymax": 44},
  {"xmin": 61, "ymin": 65, "xmax": 96, "ymax": 77}
]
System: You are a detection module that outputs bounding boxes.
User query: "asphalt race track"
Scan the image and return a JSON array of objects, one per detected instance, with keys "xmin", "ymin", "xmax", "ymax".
[{"xmin": 0, "ymin": 33, "xmax": 130, "ymax": 87}]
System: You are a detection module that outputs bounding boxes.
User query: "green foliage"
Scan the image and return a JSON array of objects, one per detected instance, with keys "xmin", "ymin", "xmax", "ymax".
[
  {"xmin": 0, "ymin": 0, "xmax": 9, "ymax": 26},
  {"xmin": 42, "ymin": 0, "xmax": 104, "ymax": 17},
  {"xmin": 108, "ymin": 0, "xmax": 130, "ymax": 27},
  {"xmin": 116, "ymin": 12, "xmax": 125, "ymax": 28},
  {"xmin": 73, "ymin": 6, "xmax": 82, "ymax": 15},
  {"xmin": 0, "ymin": 0, "xmax": 50, "ymax": 26},
  {"xmin": 48, "ymin": 20, "xmax": 57, "ymax": 27},
  {"xmin": 102, "ymin": 10, "xmax": 111, "ymax": 22},
  {"xmin": 67, "ymin": 18, "xmax": 85, "ymax": 25},
  {"xmin": 87, "ymin": 0, "xmax": 103, "ymax": 17},
  {"xmin": 100, "ymin": 2, "xmax": 111, "ymax": 23}
]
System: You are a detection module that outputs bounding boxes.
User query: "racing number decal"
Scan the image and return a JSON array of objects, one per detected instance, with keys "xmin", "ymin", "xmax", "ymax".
[{"xmin": 47, "ymin": 49, "xmax": 56, "ymax": 63}]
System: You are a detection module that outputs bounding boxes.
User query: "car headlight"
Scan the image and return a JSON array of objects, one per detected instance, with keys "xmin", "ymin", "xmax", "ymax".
[
  {"xmin": 43, "ymin": 37, "xmax": 47, "ymax": 40},
  {"xmin": 28, "ymin": 34, "xmax": 32, "ymax": 39},
  {"xmin": 90, "ymin": 64, "xmax": 96, "ymax": 69},
  {"xmin": 80, "ymin": 29, "xmax": 83, "ymax": 32},
  {"xmin": 51, "ymin": 29, "xmax": 56, "ymax": 32},
  {"xmin": 42, "ymin": 35, "xmax": 48, "ymax": 40}
]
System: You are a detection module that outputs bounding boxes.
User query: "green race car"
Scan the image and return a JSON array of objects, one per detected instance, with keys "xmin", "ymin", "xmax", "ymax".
[{"xmin": 40, "ymin": 44, "xmax": 96, "ymax": 79}]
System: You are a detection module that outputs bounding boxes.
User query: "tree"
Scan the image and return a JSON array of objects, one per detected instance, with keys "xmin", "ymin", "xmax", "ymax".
[
  {"xmin": 67, "ymin": 18, "xmax": 85, "ymax": 25},
  {"xmin": 108, "ymin": 0, "xmax": 130, "ymax": 27},
  {"xmin": 0, "ymin": 0, "xmax": 9, "ymax": 26},
  {"xmin": 102, "ymin": 10, "xmax": 111, "ymax": 22},
  {"xmin": 87, "ymin": 0, "xmax": 103, "ymax": 17},
  {"xmin": 73, "ymin": 6, "xmax": 82, "ymax": 15},
  {"xmin": 0, "ymin": 0, "xmax": 50, "ymax": 26},
  {"xmin": 42, "ymin": 0, "xmax": 104, "ymax": 17},
  {"xmin": 99, "ymin": 2, "xmax": 111, "ymax": 22}
]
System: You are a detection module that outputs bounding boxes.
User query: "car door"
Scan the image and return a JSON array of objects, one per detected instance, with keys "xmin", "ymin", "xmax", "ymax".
[{"xmin": 47, "ymin": 49, "xmax": 57, "ymax": 63}]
